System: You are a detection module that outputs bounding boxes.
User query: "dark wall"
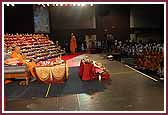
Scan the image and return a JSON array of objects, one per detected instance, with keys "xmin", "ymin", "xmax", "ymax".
[
  {"xmin": 4, "ymin": 5, "xmax": 34, "ymax": 34},
  {"xmin": 49, "ymin": 6, "xmax": 96, "ymax": 30},
  {"xmin": 49, "ymin": 5, "xmax": 130, "ymax": 42},
  {"xmin": 49, "ymin": 5, "xmax": 97, "ymax": 46},
  {"xmin": 96, "ymin": 5, "xmax": 130, "ymax": 40},
  {"xmin": 4, "ymin": 4, "xmax": 131, "ymax": 44},
  {"xmin": 130, "ymin": 4, "xmax": 164, "ymax": 29},
  {"xmin": 4, "ymin": 4, "xmax": 163, "ymax": 42},
  {"xmin": 130, "ymin": 4, "xmax": 164, "ymax": 42}
]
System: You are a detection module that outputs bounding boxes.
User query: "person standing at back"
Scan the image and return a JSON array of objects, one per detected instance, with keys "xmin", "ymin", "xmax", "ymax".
[
  {"xmin": 107, "ymin": 33, "xmax": 113, "ymax": 52},
  {"xmin": 70, "ymin": 33, "xmax": 77, "ymax": 54}
]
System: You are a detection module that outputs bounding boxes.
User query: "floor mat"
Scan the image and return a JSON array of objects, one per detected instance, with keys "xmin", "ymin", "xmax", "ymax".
[{"xmin": 5, "ymin": 67, "xmax": 105, "ymax": 101}]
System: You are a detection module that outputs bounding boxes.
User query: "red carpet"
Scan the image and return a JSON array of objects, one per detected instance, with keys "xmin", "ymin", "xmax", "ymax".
[
  {"xmin": 48, "ymin": 52, "xmax": 84, "ymax": 62},
  {"xmin": 61, "ymin": 52, "xmax": 84, "ymax": 61}
]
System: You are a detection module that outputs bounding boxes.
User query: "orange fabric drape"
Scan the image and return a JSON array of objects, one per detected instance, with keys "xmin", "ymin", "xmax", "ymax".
[
  {"xmin": 27, "ymin": 61, "xmax": 37, "ymax": 78},
  {"xmin": 70, "ymin": 36, "xmax": 77, "ymax": 54},
  {"xmin": 10, "ymin": 51, "xmax": 36, "ymax": 78},
  {"xmin": 11, "ymin": 51, "xmax": 24, "ymax": 63}
]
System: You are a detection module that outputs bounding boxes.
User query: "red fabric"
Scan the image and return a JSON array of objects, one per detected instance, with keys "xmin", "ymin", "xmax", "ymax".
[
  {"xmin": 48, "ymin": 52, "xmax": 84, "ymax": 62},
  {"xmin": 80, "ymin": 61, "xmax": 110, "ymax": 81},
  {"xmin": 62, "ymin": 52, "xmax": 84, "ymax": 61},
  {"xmin": 79, "ymin": 61, "xmax": 84, "ymax": 77},
  {"xmin": 95, "ymin": 67, "xmax": 104, "ymax": 73},
  {"xmin": 101, "ymin": 73, "xmax": 110, "ymax": 80},
  {"xmin": 80, "ymin": 62, "xmax": 97, "ymax": 80},
  {"xmin": 82, "ymin": 63, "xmax": 93, "ymax": 80},
  {"xmin": 91, "ymin": 65, "xmax": 97, "ymax": 79}
]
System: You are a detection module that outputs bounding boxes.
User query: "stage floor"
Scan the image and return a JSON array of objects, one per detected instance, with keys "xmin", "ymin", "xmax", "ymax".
[{"xmin": 5, "ymin": 54, "xmax": 164, "ymax": 111}]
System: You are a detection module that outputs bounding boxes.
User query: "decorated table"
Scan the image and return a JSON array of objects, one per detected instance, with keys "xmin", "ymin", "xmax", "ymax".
[
  {"xmin": 35, "ymin": 59, "xmax": 69, "ymax": 84},
  {"xmin": 4, "ymin": 34, "xmax": 66, "ymax": 86},
  {"xmin": 80, "ymin": 56, "xmax": 110, "ymax": 81}
]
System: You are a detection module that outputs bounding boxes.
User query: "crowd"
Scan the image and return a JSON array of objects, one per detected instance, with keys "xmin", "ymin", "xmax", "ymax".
[
  {"xmin": 89, "ymin": 38, "xmax": 164, "ymax": 78},
  {"xmin": 4, "ymin": 33, "xmax": 65, "ymax": 82},
  {"xmin": 109, "ymin": 40, "xmax": 164, "ymax": 78}
]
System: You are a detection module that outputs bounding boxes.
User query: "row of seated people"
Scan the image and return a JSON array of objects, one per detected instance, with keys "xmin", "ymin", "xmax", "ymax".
[
  {"xmin": 136, "ymin": 50, "xmax": 164, "ymax": 78},
  {"xmin": 5, "ymin": 34, "xmax": 65, "ymax": 62},
  {"xmin": 5, "ymin": 33, "xmax": 50, "ymax": 47},
  {"xmin": 109, "ymin": 41, "xmax": 164, "ymax": 78},
  {"xmin": 4, "ymin": 34, "xmax": 66, "ymax": 84}
]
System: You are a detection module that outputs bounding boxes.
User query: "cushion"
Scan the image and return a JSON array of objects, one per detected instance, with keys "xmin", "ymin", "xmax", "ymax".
[{"xmin": 4, "ymin": 65, "xmax": 27, "ymax": 74}]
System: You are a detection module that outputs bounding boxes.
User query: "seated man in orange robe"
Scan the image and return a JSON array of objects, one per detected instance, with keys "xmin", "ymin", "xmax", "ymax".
[
  {"xmin": 10, "ymin": 46, "xmax": 25, "ymax": 63},
  {"xmin": 10, "ymin": 46, "xmax": 37, "ymax": 81},
  {"xmin": 70, "ymin": 33, "xmax": 77, "ymax": 54}
]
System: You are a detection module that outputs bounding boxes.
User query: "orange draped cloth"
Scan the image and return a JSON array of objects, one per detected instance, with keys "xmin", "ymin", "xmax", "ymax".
[
  {"xmin": 11, "ymin": 51, "xmax": 25, "ymax": 63},
  {"xmin": 70, "ymin": 36, "xmax": 77, "ymax": 54},
  {"xmin": 27, "ymin": 61, "xmax": 37, "ymax": 78},
  {"xmin": 10, "ymin": 51, "xmax": 36, "ymax": 78}
]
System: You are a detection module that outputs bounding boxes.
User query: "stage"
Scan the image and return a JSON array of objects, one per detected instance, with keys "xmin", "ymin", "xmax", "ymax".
[{"xmin": 5, "ymin": 53, "xmax": 164, "ymax": 111}]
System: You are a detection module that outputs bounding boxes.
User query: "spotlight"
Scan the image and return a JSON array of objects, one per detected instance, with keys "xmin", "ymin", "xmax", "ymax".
[
  {"xmin": 60, "ymin": 4, "xmax": 63, "ymax": 6},
  {"xmin": 77, "ymin": 4, "xmax": 81, "ymax": 6},
  {"xmin": 90, "ymin": 4, "xmax": 93, "ymax": 6},
  {"xmin": 55, "ymin": 4, "xmax": 58, "ymax": 6},
  {"xmin": 47, "ymin": 4, "xmax": 49, "ymax": 6},
  {"xmin": 73, "ymin": 4, "xmax": 76, "ymax": 6},
  {"xmin": 6, "ymin": 4, "xmax": 9, "ymax": 6}
]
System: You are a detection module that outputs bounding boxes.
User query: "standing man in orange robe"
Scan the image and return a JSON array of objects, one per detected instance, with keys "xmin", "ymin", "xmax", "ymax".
[{"xmin": 70, "ymin": 33, "xmax": 77, "ymax": 54}]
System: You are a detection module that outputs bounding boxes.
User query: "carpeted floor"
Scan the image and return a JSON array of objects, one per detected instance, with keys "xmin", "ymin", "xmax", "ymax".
[
  {"xmin": 62, "ymin": 52, "xmax": 84, "ymax": 61},
  {"xmin": 5, "ymin": 67, "xmax": 105, "ymax": 101},
  {"xmin": 5, "ymin": 54, "xmax": 164, "ymax": 111}
]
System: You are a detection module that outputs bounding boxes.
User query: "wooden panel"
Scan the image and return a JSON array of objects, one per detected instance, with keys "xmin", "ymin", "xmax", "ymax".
[{"xmin": 5, "ymin": 73, "xmax": 29, "ymax": 79}]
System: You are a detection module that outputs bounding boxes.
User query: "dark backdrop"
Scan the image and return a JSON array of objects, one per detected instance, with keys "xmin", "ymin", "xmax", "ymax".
[
  {"xmin": 4, "ymin": 4, "xmax": 34, "ymax": 34},
  {"xmin": 4, "ymin": 4, "xmax": 164, "ymax": 43},
  {"xmin": 96, "ymin": 5, "xmax": 130, "ymax": 40}
]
